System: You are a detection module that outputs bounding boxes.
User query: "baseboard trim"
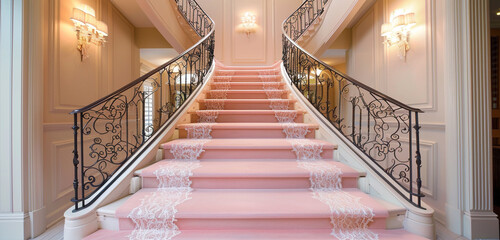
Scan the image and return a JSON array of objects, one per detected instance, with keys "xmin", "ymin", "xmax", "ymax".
[{"xmin": 0, "ymin": 213, "xmax": 30, "ymax": 239}]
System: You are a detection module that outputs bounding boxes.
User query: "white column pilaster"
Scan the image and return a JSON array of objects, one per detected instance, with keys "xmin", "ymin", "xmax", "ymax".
[
  {"xmin": 445, "ymin": 0, "xmax": 499, "ymax": 239},
  {"xmin": 0, "ymin": 0, "xmax": 30, "ymax": 239}
]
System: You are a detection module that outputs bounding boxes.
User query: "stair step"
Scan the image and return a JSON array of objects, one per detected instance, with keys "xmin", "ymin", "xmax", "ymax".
[
  {"xmin": 161, "ymin": 138, "xmax": 336, "ymax": 160},
  {"xmin": 213, "ymin": 75, "xmax": 281, "ymax": 82},
  {"xmin": 207, "ymin": 90, "xmax": 289, "ymax": 99},
  {"xmin": 191, "ymin": 110, "xmax": 304, "ymax": 123},
  {"xmin": 216, "ymin": 69, "xmax": 280, "ymax": 76},
  {"xmin": 211, "ymin": 82, "xmax": 285, "ymax": 90},
  {"xmin": 138, "ymin": 159, "xmax": 361, "ymax": 189},
  {"xmin": 198, "ymin": 99, "xmax": 295, "ymax": 110},
  {"xmin": 85, "ymin": 229, "xmax": 429, "ymax": 240},
  {"xmin": 114, "ymin": 189, "xmax": 389, "ymax": 231},
  {"xmin": 178, "ymin": 123, "xmax": 317, "ymax": 138}
]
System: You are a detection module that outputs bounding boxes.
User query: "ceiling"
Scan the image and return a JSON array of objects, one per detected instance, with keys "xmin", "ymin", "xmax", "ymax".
[
  {"xmin": 110, "ymin": 0, "xmax": 154, "ymax": 27},
  {"xmin": 140, "ymin": 48, "xmax": 179, "ymax": 66}
]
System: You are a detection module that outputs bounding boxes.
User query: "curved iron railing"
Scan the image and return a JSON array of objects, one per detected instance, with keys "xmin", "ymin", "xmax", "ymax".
[
  {"xmin": 70, "ymin": 0, "xmax": 215, "ymax": 211},
  {"xmin": 282, "ymin": 0, "xmax": 425, "ymax": 208}
]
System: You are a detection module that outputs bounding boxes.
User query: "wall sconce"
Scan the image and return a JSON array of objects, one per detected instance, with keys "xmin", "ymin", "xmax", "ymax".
[
  {"xmin": 70, "ymin": 5, "xmax": 108, "ymax": 61},
  {"xmin": 240, "ymin": 12, "xmax": 257, "ymax": 37},
  {"xmin": 380, "ymin": 9, "xmax": 416, "ymax": 59}
]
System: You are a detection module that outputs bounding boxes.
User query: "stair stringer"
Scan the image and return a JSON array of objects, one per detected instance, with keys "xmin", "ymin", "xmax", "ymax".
[
  {"xmin": 299, "ymin": 0, "xmax": 373, "ymax": 57},
  {"xmin": 279, "ymin": 63, "xmax": 435, "ymax": 239},
  {"xmin": 63, "ymin": 62, "xmax": 216, "ymax": 240}
]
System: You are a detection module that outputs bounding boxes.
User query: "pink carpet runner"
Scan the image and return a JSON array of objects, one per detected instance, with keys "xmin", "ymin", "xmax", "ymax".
[{"xmin": 83, "ymin": 63, "xmax": 428, "ymax": 240}]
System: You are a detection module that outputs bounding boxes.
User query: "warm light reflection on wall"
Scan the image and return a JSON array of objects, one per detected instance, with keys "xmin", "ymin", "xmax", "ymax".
[
  {"xmin": 380, "ymin": 9, "xmax": 416, "ymax": 60},
  {"xmin": 239, "ymin": 12, "xmax": 257, "ymax": 37},
  {"xmin": 70, "ymin": 5, "xmax": 108, "ymax": 61}
]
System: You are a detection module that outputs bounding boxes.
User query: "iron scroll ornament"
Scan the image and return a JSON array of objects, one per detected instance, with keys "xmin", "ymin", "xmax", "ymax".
[
  {"xmin": 282, "ymin": 0, "xmax": 425, "ymax": 208},
  {"xmin": 69, "ymin": 0, "xmax": 215, "ymax": 211}
]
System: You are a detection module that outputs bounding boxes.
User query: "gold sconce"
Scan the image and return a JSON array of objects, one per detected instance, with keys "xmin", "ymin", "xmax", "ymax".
[
  {"xmin": 70, "ymin": 5, "xmax": 108, "ymax": 61},
  {"xmin": 381, "ymin": 9, "xmax": 416, "ymax": 59},
  {"xmin": 240, "ymin": 12, "xmax": 257, "ymax": 37}
]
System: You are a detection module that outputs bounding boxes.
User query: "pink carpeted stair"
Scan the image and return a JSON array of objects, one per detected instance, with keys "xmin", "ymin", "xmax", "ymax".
[{"xmin": 84, "ymin": 64, "xmax": 428, "ymax": 240}]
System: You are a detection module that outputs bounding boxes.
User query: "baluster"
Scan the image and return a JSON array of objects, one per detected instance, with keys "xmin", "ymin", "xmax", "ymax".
[
  {"xmin": 414, "ymin": 112, "xmax": 422, "ymax": 207},
  {"xmin": 409, "ymin": 110, "xmax": 413, "ymax": 202},
  {"xmin": 72, "ymin": 114, "xmax": 79, "ymax": 210},
  {"xmin": 79, "ymin": 113, "xmax": 85, "ymax": 206}
]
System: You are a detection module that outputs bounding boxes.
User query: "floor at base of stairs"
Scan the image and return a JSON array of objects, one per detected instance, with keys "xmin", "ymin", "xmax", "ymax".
[{"xmin": 84, "ymin": 229, "xmax": 429, "ymax": 240}]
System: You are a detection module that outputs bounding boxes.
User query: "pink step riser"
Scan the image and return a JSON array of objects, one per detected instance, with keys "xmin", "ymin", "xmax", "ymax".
[
  {"xmin": 142, "ymin": 176, "xmax": 359, "ymax": 189},
  {"xmin": 179, "ymin": 128, "xmax": 315, "ymax": 138},
  {"xmin": 199, "ymin": 101, "xmax": 293, "ymax": 110},
  {"xmin": 191, "ymin": 113, "xmax": 303, "ymax": 123},
  {"xmin": 118, "ymin": 217, "xmax": 386, "ymax": 231},
  {"xmin": 208, "ymin": 91, "xmax": 288, "ymax": 99},
  {"xmin": 211, "ymin": 83, "xmax": 284, "ymax": 90},
  {"xmin": 163, "ymin": 148, "xmax": 333, "ymax": 160}
]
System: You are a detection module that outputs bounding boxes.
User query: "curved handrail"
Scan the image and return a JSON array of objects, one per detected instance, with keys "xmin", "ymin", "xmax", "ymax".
[
  {"xmin": 69, "ymin": 0, "xmax": 215, "ymax": 211},
  {"xmin": 282, "ymin": 0, "xmax": 424, "ymax": 208}
]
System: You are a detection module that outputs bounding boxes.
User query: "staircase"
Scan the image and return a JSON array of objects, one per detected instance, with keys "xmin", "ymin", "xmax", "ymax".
[{"xmin": 82, "ymin": 64, "xmax": 428, "ymax": 239}]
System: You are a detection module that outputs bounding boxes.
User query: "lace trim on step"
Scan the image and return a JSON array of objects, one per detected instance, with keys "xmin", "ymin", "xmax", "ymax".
[
  {"xmin": 265, "ymin": 90, "xmax": 284, "ymax": 99},
  {"xmin": 214, "ymin": 76, "xmax": 232, "ymax": 82},
  {"xmin": 263, "ymin": 82, "xmax": 281, "ymax": 90},
  {"xmin": 258, "ymin": 70, "xmax": 277, "ymax": 76},
  {"xmin": 214, "ymin": 82, "xmax": 231, "ymax": 90},
  {"xmin": 185, "ymin": 123, "xmax": 215, "ymax": 139},
  {"xmin": 129, "ymin": 139, "xmax": 209, "ymax": 240},
  {"xmin": 204, "ymin": 99, "xmax": 225, "ymax": 110},
  {"xmin": 259, "ymin": 75, "xmax": 277, "ymax": 82},
  {"xmin": 315, "ymin": 190, "xmax": 377, "ymax": 240},
  {"xmin": 274, "ymin": 110, "xmax": 297, "ymax": 123},
  {"xmin": 127, "ymin": 189, "xmax": 189, "ymax": 240},
  {"xmin": 281, "ymin": 123, "xmax": 310, "ymax": 138},
  {"xmin": 210, "ymin": 90, "xmax": 228, "ymax": 99},
  {"xmin": 217, "ymin": 70, "xmax": 234, "ymax": 76},
  {"xmin": 197, "ymin": 110, "xmax": 219, "ymax": 123},
  {"xmin": 269, "ymin": 100, "xmax": 289, "ymax": 110},
  {"xmin": 289, "ymin": 138, "xmax": 378, "ymax": 240}
]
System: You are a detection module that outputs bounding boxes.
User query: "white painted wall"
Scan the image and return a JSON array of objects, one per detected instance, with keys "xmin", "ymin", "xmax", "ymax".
[
  {"xmin": 196, "ymin": 0, "xmax": 302, "ymax": 65},
  {"xmin": 344, "ymin": 0, "xmax": 484, "ymax": 237}
]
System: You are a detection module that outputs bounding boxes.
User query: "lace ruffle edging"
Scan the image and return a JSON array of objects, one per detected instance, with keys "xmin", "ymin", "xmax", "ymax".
[
  {"xmin": 265, "ymin": 90, "xmax": 285, "ymax": 99},
  {"xmin": 263, "ymin": 82, "xmax": 281, "ymax": 90},
  {"xmin": 314, "ymin": 190, "xmax": 378, "ymax": 240},
  {"xmin": 210, "ymin": 90, "xmax": 228, "ymax": 99},
  {"xmin": 185, "ymin": 123, "xmax": 215, "ymax": 139},
  {"xmin": 269, "ymin": 99, "xmax": 290, "ymax": 110},
  {"xmin": 281, "ymin": 123, "xmax": 310, "ymax": 138},
  {"xmin": 197, "ymin": 110, "xmax": 219, "ymax": 123},
  {"xmin": 274, "ymin": 110, "xmax": 297, "ymax": 123},
  {"xmin": 214, "ymin": 75, "xmax": 232, "ymax": 82},
  {"xmin": 214, "ymin": 81, "xmax": 231, "ymax": 90},
  {"xmin": 127, "ymin": 189, "xmax": 190, "ymax": 240},
  {"xmin": 289, "ymin": 139, "xmax": 378, "ymax": 240},
  {"xmin": 128, "ymin": 139, "xmax": 209, "ymax": 240},
  {"xmin": 204, "ymin": 99, "xmax": 225, "ymax": 110}
]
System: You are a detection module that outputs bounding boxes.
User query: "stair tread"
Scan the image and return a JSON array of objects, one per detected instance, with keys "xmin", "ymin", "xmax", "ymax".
[
  {"xmin": 85, "ymin": 229, "xmax": 428, "ymax": 240},
  {"xmin": 207, "ymin": 89, "xmax": 288, "ymax": 93},
  {"xmin": 115, "ymin": 188, "xmax": 389, "ymax": 219},
  {"xmin": 138, "ymin": 159, "xmax": 361, "ymax": 178},
  {"xmin": 177, "ymin": 122, "xmax": 318, "ymax": 130},
  {"xmin": 161, "ymin": 138, "xmax": 337, "ymax": 150},
  {"xmin": 199, "ymin": 99, "xmax": 293, "ymax": 102},
  {"xmin": 192, "ymin": 109, "xmax": 305, "ymax": 114},
  {"xmin": 211, "ymin": 82, "xmax": 284, "ymax": 85}
]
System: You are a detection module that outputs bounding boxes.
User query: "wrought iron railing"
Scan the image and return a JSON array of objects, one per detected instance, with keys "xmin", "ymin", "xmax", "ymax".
[
  {"xmin": 282, "ymin": 0, "xmax": 425, "ymax": 208},
  {"xmin": 70, "ymin": 0, "xmax": 214, "ymax": 211}
]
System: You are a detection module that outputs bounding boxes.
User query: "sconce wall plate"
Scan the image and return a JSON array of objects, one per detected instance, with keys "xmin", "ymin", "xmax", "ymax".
[
  {"xmin": 240, "ymin": 12, "xmax": 257, "ymax": 37},
  {"xmin": 381, "ymin": 9, "xmax": 415, "ymax": 60},
  {"xmin": 70, "ymin": 5, "xmax": 108, "ymax": 61}
]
